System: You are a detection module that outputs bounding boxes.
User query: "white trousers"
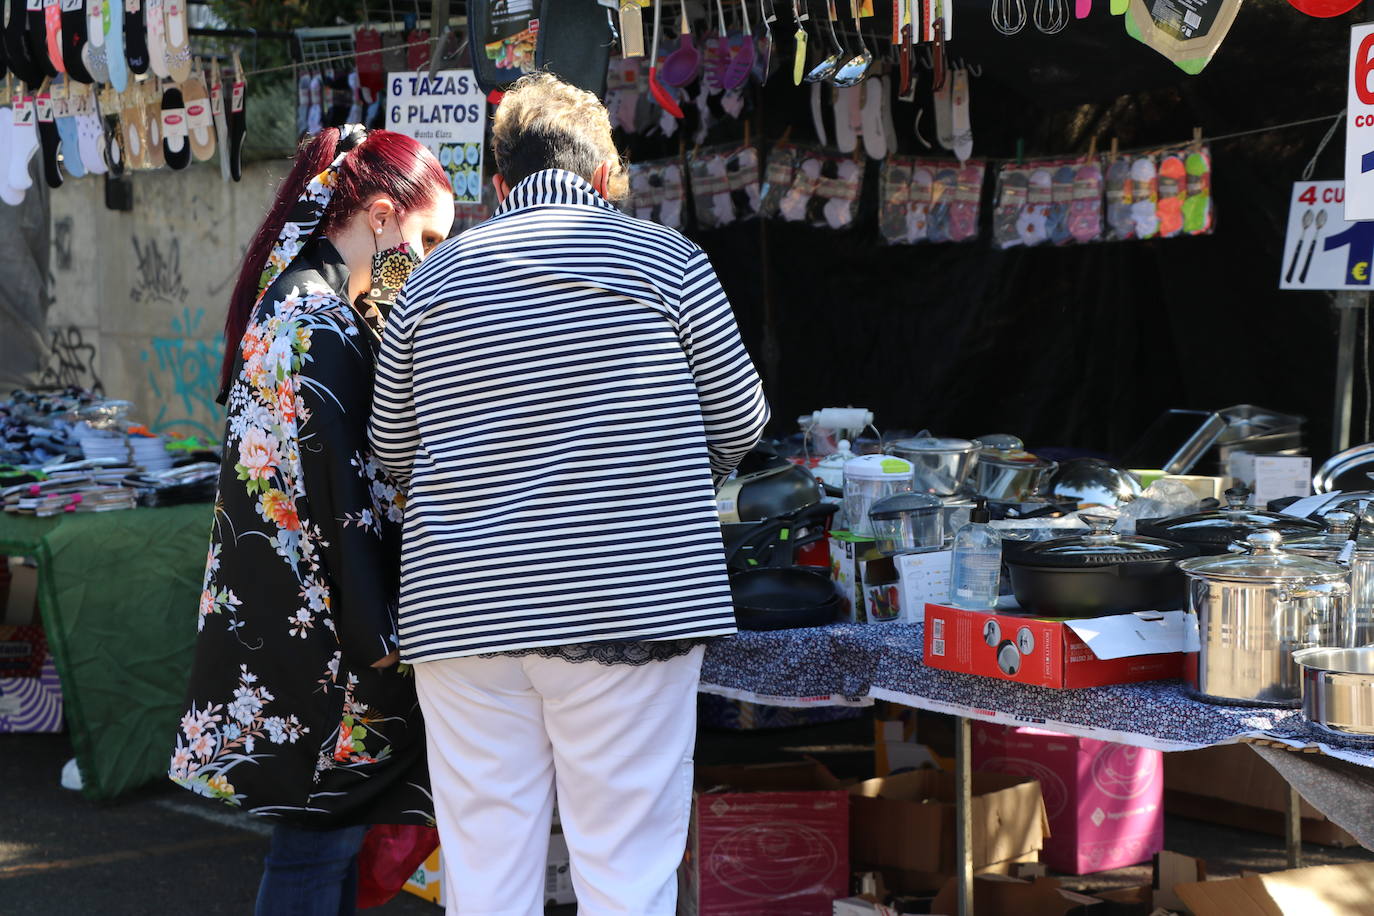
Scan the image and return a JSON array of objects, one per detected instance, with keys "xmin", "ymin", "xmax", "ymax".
[{"xmin": 413, "ymin": 646, "xmax": 704, "ymax": 916}]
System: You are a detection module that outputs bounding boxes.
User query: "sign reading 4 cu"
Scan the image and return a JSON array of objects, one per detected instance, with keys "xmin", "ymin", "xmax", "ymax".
[{"xmin": 1281, "ymin": 181, "xmax": 1374, "ymax": 290}]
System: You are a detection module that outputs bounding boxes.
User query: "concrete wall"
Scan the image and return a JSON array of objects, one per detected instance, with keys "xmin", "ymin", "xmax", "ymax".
[{"xmin": 41, "ymin": 160, "xmax": 285, "ymax": 441}]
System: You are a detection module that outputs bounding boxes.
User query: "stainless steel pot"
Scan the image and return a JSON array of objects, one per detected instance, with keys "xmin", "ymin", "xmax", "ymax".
[
  {"xmin": 1179, "ymin": 530, "xmax": 1350, "ymax": 707},
  {"xmin": 974, "ymin": 451, "xmax": 1057, "ymax": 502},
  {"xmin": 1285, "ymin": 510, "xmax": 1374, "ymax": 647},
  {"xmin": 1048, "ymin": 458, "xmax": 1143, "ymax": 509},
  {"xmin": 889, "ymin": 434, "xmax": 981, "ymax": 497},
  {"xmin": 1292, "ymin": 647, "xmax": 1374, "ymax": 739}
]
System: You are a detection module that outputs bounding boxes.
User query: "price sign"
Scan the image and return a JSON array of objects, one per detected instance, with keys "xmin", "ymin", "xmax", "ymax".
[
  {"xmin": 1346, "ymin": 23, "xmax": 1374, "ymax": 220},
  {"xmin": 1281, "ymin": 181, "xmax": 1374, "ymax": 289},
  {"xmin": 386, "ymin": 70, "xmax": 487, "ymax": 204}
]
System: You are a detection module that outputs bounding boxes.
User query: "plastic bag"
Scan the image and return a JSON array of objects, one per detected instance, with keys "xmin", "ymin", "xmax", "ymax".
[{"xmin": 356, "ymin": 823, "xmax": 440, "ymax": 909}]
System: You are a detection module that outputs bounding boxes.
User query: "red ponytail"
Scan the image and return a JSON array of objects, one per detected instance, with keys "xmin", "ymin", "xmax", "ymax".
[{"xmin": 220, "ymin": 128, "xmax": 450, "ymax": 397}]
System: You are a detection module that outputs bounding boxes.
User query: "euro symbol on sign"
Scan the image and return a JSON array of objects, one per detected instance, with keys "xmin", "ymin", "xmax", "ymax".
[{"xmin": 1355, "ymin": 262, "xmax": 1370, "ymax": 282}]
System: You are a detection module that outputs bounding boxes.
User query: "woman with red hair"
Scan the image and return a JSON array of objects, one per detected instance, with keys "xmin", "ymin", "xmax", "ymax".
[{"xmin": 170, "ymin": 125, "xmax": 453, "ymax": 915}]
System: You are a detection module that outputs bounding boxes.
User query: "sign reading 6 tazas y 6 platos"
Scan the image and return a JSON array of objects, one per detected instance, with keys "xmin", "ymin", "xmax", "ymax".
[
  {"xmin": 387, "ymin": 70, "xmax": 488, "ymax": 205},
  {"xmin": 1282, "ymin": 181, "xmax": 1374, "ymax": 289}
]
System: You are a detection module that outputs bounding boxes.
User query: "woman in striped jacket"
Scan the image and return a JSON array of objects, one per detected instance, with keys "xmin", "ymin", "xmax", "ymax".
[{"xmin": 369, "ymin": 73, "xmax": 769, "ymax": 916}]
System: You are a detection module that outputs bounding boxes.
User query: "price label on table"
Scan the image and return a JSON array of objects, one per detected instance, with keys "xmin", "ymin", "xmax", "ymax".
[{"xmin": 896, "ymin": 550, "xmax": 952, "ymax": 618}]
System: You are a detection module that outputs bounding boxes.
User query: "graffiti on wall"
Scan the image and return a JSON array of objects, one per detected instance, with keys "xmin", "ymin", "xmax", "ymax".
[
  {"xmin": 141, "ymin": 307, "xmax": 222, "ymax": 440},
  {"xmin": 39, "ymin": 325, "xmax": 104, "ymax": 394},
  {"xmin": 53, "ymin": 217, "xmax": 73, "ymax": 272},
  {"xmin": 130, "ymin": 236, "xmax": 190, "ymax": 305}
]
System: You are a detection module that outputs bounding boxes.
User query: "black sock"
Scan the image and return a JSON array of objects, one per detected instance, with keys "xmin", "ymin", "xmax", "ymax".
[
  {"xmin": 27, "ymin": 3, "xmax": 55, "ymax": 78},
  {"xmin": 35, "ymin": 89, "xmax": 62, "ymax": 188},
  {"xmin": 228, "ymin": 74, "xmax": 245, "ymax": 181},
  {"xmin": 124, "ymin": 0, "xmax": 147, "ymax": 74},
  {"xmin": 3, "ymin": 0, "xmax": 40, "ymax": 88},
  {"xmin": 161, "ymin": 85, "xmax": 190, "ymax": 170},
  {"xmin": 59, "ymin": 0, "xmax": 91, "ymax": 83},
  {"xmin": 104, "ymin": 110, "xmax": 125, "ymax": 177}
]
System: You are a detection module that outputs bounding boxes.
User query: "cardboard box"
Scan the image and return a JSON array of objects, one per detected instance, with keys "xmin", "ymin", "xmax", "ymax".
[
  {"xmin": 1176, "ymin": 862, "xmax": 1374, "ymax": 915},
  {"xmin": 1164, "ymin": 744, "xmax": 1358, "ymax": 847},
  {"xmin": 681, "ymin": 762, "xmax": 850, "ymax": 916},
  {"xmin": 922, "ymin": 604, "xmax": 1186, "ymax": 689},
  {"xmin": 896, "ymin": 551, "xmax": 951, "ymax": 618},
  {"xmin": 929, "ymin": 874, "xmax": 1107, "ymax": 916},
  {"xmin": 973, "ymin": 724, "xmax": 1164, "ymax": 875},
  {"xmin": 830, "ymin": 532, "xmax": 888, "ymax": 624},
  {"xmin": 847, "ymin": 769, "xmax": 1049, "ymax": 893},
  {"xmin": 0, "ymin": 625, "xmax": 63, "ymax": 733},
  {"xmin": 402, "ymin": 828, "xmax": 576, "ymax": 909}
]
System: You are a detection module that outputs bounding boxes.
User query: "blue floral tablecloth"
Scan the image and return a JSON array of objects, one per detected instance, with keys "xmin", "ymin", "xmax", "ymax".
[{"xmin": 701, "ymin": 623, "xmax": 1374, "ymax": 768}]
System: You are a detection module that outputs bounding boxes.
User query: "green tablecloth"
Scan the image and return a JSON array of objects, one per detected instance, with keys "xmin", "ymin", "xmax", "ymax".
[{"xmin": 0, "ymin": 504, "xmax": 212, "ymax": 800}]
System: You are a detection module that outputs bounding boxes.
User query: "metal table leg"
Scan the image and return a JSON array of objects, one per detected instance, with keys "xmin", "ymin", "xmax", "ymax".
[
  {"xmin": 954, "ymin": 715, "xmax": 974, "ymax": 916},
  {"xmin": 1286, "ymin": 784, "xmax": 1303, "ymax": 869}
]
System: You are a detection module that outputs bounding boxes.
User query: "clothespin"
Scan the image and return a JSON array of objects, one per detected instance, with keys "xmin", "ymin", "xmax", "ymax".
[
  {"xmin": 1015, "ymin": 137, "xmax": 1024, "ymax": 165},
  {"xmin": 1191, "ymin": 126, "xmax": 1203, "ymax": 152},
  {"xmin": 1087, "ymin": 135, "xmax": 1097, "ymax": 161},
  {"xmin": 778, "ymin": 125, "xmax": 794, "ymax": 145},
  {"xmin": 1109, "ymin": 136, "xmax": 1119, "ymax": 161}
]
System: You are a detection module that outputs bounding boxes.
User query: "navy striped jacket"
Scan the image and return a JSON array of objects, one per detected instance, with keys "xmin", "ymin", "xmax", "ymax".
[{"xmin": 369, "ymin": 169, "xmax": 770, "ymax": 662}]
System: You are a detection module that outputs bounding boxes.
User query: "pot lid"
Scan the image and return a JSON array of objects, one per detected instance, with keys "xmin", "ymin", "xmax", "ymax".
[
  {"xmin": 1141, "ymin": 487, "xmax": 1323, "ymax": 545},
  {"xmin": 1012, "ymin": 514, "xmax": 1194, "ymax": 567},
  {"xmin": 1179, "ymin": 529, "xmax": 1350, "ymax": 581},
  {"xmin": 890, "ymin": 431, "xmax": 980, "ymax": 454},
  {"xmin": 980, "ymin": 450, "xmax": 1053, "ymax": 467},
  {"xmin": 869, "ymin": 492, "xmax": 944, "ymax": 520},
  {"xmin": 1284, "ymin": 510, "xmax": 1374, "ymax": 555},
  {"xmin": 978, "ymin": 433, "xmax": 1024, "ymax": 451},
  {"xmin": 845, "ymin": 454, "xmax": 914, "ymax": 481}
]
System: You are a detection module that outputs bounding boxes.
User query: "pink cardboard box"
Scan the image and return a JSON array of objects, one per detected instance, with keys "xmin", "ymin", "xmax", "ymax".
[{"xmin": 972, "ymin": 723, "xmax": 1163, "ymax": 875}]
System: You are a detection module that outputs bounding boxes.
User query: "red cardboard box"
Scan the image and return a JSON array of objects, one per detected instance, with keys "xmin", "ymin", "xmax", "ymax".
[
  {"xmin": 0, "ymin": 625, "xmax": 63, "ymax": 733},
  {"xmin": 922, "ymin": 604, "xmax": 1184, "ymax": 689},
  {"xmin": 680, "ymin": 762, "xmax": 850, "ymax": 916},
  {"xmin": 974, "ymin": 723, "xmax": 1164, "ymax": 875}
]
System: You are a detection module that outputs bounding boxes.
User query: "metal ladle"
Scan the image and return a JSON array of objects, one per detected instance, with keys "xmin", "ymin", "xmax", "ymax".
[
  {"xmin": 832, "ymin": 18, "xmax": 872, "ymax": 87},
  {"xmin": 804, "ymin": 0, "xmax": 845, "ymax": 83}
]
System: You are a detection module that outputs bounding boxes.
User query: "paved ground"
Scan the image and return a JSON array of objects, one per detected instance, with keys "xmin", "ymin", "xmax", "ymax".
[{"xmin": 4, "ymin": 725, "xmax": 1373, "ymax": 915}]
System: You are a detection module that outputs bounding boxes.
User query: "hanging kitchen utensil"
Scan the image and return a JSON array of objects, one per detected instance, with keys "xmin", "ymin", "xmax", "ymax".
[
  {"xmin": 753, "ymin": 0, "xmax": 775, "ymax": 83},
  {"xmin": 805, "ymin": 0, "xmax": 846, "ymax": 83},
  {"xmin": 992, "ymin": 0, "xmax": 1028, "ymax": 34},
  {"xmin": 1033, "ymin": 0, "xmax": 1069, "ymax": 33},
  {"xmin": 619, "ymin": 0, "xmax": 647, "ymax": 57},
  {"xmin": 1123, "ymin": 0, "xmax": 1241, "ymax": 74},
  {"xmin": 791, "ymin": 0, "xmax": 808, "ymax": 85},
  {"xmin": 832, "ymin": 11, "xmax": 873, "ymax": 87},
  {"xmin": 897, "ymin": 0, "xmax": 914, "ymax": 96},
  {"xmin": 660, "ymin": 3, "xmax": 701, "ymax": 86},
  {"xmin": 1076, "ymin": 0, "xmax": 1092, "ymax": 17},
  {"xmin": 648, "ymin": 0, "xmax": 684, "ymax": 117},
  {"xmin": 721, "ymin": 0, "xmax": 755, "ymax": 89}
]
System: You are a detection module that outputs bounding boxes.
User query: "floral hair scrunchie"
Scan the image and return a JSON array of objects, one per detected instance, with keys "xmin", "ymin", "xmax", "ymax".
[{"xmin": 255, "ymin": 124, "xmax": 369, "ymax": 303}]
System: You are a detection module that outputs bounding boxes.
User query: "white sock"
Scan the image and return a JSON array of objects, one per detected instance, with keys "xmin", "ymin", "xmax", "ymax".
[
  {"xmin": 810, "ymin": 81, "xmax": 827, "ymax": 146},
  {"xmin": 834, "ymin": 86, "xmax": 858, "ymax": 154},
  {"xmin": 861, "ymin": 77, "xmax": 887, "ymax": 160},
  {"xmin": 306, "ymin": 73, "xmax": 323, "ymax": 136},
  {"xmin": 8, "ymin": 96, "xmax": 40, "ymax": 191},
  {"xmin": 0, "ymin": 109, "xmax": 22, "ymax": 206},
  {"xmin": 934, "ymin": 75, "xmax": 954, "ymax": 150},
  {"xmin": 77, "ymin": 112, "xmax": 108, "ymax": 174}
]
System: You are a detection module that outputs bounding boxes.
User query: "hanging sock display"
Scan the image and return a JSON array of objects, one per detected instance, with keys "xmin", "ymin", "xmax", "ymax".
[
  {"xmin": 8, "ymin": 88, "xmax": 40, "ymax": 190},
  {"xmin": 950, "ymin": 67, "xmax": 971, "ymax": 162},
  {"xmin": 162, "ymin": 0, "xmax": 188, "ymax": 80},
  {"xmin": 159, "ymin": 82, "xmax": 188, "ymax": 169},
  {"xmin": 123, "ymin": 0, "xmax": 147, "ymax": 75},
  {"xmin": 182, "ymin": 66, "xmax": 212, "ymax": 160},
  {"xmin": 1068, "ymin": 161, "xmax": 1104, "ymax": 242},
  {"xmin": 34, "ymin": 79, "xmax": 62, "ymax": 185},
  {"xmin": 209, "ymin": 63, "xmax": 228, "ymax": 181},
  {"xmin": 1128, "ymin": 154, "xmax": 1158, "ymax": 238},
  {"xmin": 52, "ymin": 79, "xmax": 84, "ymax": 177},
  {"xmin": 226, "ymin": 51, "xmax": 244, "ymax": 181},
  {"xmin": 72, "ymin": 82, "xmax": 106, "ymax": 173},
  {"xmin": 0, "ymin": 107, "xmax": 23, "ymax": 206},
  {"xmin": 100, "ymin": 86, "xmax": 125, "ymax": 177},
  {"xmin": 81, "ymin": 0, "xmax": 108, "ymax": 84},
  {"xmin": 104, "ymin": 0, "xmax": 126, "ymax": 90},
  {"xmin": 1182, "ymin": 145, "xmax": 1212, "ymax": 235},
  {"xmin": 58, "ymin": 0, "xmax": 92, "ymax": 82},
  {"xmin": 1156, "ymin": 152, "xmax": 1186, "ymax": 238},
  {"xmin": 43, "ymin": 0, "xmax": 63, "ymax": 75},
  {"xmin": 119, "ymin": 84, "xmax": 145, "ymax": 168},
  {"xmin": 6, "ymin": 1, "xmax": 42, "ymax": 87},
  {"xmin": 142, "ymin": 79, "xmax": 162, "ymax": 167},
  {"xmin": 144, "ymin": 0, "xmax": 168, "ymax": 78}
]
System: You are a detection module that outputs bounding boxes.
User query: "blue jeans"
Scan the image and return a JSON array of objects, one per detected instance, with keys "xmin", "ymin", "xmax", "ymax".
[{"xmin": 255, "ymin": 823, "xmax": 369, "ymax": 916}]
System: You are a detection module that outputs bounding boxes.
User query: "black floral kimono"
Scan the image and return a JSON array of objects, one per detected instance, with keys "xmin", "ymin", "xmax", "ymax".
[{"xmin": 170, "ymin": 237, "xmax": 431, "ymax": 827}]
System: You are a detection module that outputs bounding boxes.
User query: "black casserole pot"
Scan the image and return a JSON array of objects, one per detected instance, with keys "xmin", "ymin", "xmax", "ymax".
[{"xmin": 1004, "ymin": 515, "xmax": 1196, "ymax": 617}]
